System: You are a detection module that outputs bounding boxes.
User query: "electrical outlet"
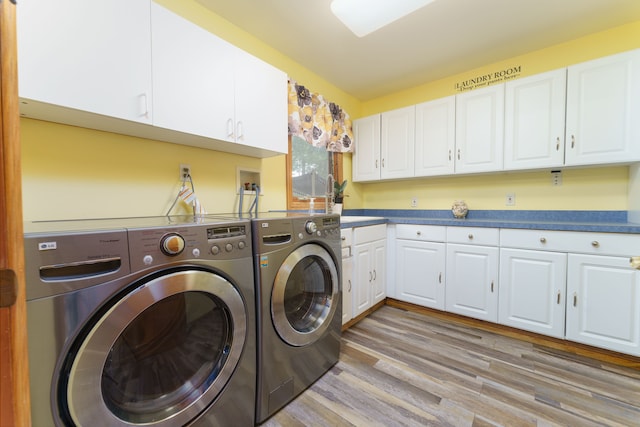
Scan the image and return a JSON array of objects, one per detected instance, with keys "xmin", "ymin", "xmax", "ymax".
[
  {"xmin": 180, "ymin": 164, "xmax": 191, "ymax": 180},
  {"xmin": 411, "ymin": 197, "xmax": 418, "ymax": 208},
  {"xmin": 551, "ymin": 170, "xmax": 562, "ymax": 186},
  {"xmin": 505, "ymin": 193, "xmax": 516, "ymax": 206}
]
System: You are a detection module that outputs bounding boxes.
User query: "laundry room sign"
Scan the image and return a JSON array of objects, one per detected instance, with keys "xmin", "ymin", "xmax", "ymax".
[{"xmin": 454, "ymin": 65, "xmax": 522, "ymax": 91}]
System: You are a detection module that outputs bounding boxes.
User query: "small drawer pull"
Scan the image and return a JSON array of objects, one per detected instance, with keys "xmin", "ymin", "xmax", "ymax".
[
  {"xmin": 468, "ymin": 234, "xmax": 474, "ymax": 240},
  {"xmin": 438, "ymin": 272, "xmax": 442, "ymax": 284},
  {"xmin": 416, "ymin": 231, "xmax": 422, "ymax": 236},
  {"xmin": 341, "ymin": 236, "xmax": 346, "ymax": 241},
  {"xmin": 540, "ymin": 237, "xmax": 547, "ymax": 243},
  {"xmin": 591, "ymin": 241, "xmax": 600, "ymax": 248},
  {"xmin": 557, "ymin": 291, "xmax": 561, "ymax": 305}
]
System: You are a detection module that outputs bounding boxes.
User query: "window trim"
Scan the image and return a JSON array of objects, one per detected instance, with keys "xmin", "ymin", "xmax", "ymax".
[{"xmin": 286, "ymin": 136, "xmax": 343, "ymax": 211}]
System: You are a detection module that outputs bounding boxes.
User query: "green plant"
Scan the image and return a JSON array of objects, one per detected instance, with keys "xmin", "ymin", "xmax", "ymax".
[{"xmin": 334, "ymin": 179, "xmax": 347, "ymax": 203}]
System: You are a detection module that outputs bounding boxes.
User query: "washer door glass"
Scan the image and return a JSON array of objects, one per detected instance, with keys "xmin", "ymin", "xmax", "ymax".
[
  {"xmin": 272, "ymin": 244, "xmax": 339, "ymax": 346},
  {"xmin": 63, "ymin": 269, "xmax": 246, "ymax": 427}
]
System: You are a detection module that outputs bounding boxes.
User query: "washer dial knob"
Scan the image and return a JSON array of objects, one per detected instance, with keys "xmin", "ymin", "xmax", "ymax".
[
  {"xmin": 305, "ymin": 221, "xmax": 318, "ymax": 234},
  {"xmin": 160, "ymin": 233, "xmax": 185, "ymax": 256}
]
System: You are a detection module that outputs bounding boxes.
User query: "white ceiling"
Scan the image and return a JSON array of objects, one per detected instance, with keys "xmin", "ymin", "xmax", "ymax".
[{"xmin": 196, "ymin": 0, "xmax": 640, "ymax": 101}]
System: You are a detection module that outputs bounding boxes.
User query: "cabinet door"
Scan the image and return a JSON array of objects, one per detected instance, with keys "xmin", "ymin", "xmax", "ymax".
[
  {"xmin": 446, "ymin": 244, "xmax": 499, "ymax": 322},
  {"xmin": 499, "ymin": 248, "xmax": 567, "ymax": 338},
  {"xmin": 372, "ymin": 239, "xmax": 387, "ymax": 305},
  {"xmin": 341, "ymin": 256, "xmax": 353, "ymax": 325},
  {"xmin": 455, "ymin": 84, "xmax": 504, "ymax": 174},
  {"xmin": 18, "ymin": 0, "xmax": 152, "ymax": 123},
  {"xmin": 504, "ymin": 69, "xmax": 566, "ymax": 170},
  {"xmin": 380, "ymin": 106, "xmax": 415, "ymax": 179},
  {"xmin": 352, "ymin": 115, "xmax": 381, "ymax": 182},
  {"xmin": 415, "ymin": 96, "xmax": 456, "ymax": 177},
  {"xmin": 566, "ymin": 254, "xmax": 640, "ymax": 356},
  {"xmin": 234, "ymin": 51, "xmax": 288, "ymax": 153},
  {"xmin": 396, "ymin": 240, "xmax": 445, "ymax": 310},
  {"xmin": 353, "ymin": 243, "xmax": 373, "ymax": 316},
  {"xmin": 565, "ymin": 49, "xmax": 640, "ymax": 166},
  {"xmin": 151, "ymin": 2, "xmax": 235, "ymax": 140}
]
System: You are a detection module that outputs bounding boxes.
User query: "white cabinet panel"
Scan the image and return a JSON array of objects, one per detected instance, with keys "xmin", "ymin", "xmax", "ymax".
[
  {"xmin": 18, "ymin": 0, "xmax": 153, "ymax": 123},
  {"xmin": 566, "ymin": 254, "xmax": 640, "ymax": 356},
  {"xmin": 151, "ymin": 2, "xmax": 234, "ymax": 140},
  {"xmin": 380, "ymin": 106, "xmax": 415, "ymax": 179},
  {"xmin": 352, "ymin": 225, "xmax": 386, "ymax": 317},
  {"xmin": 446, "ymin": 243, "xmax": 499, "ymax": 322},
  {"xmin": 353, "ymin": 115, "xmax": 381, "ymax": 182},
  {"xmin": 565, "ymin": 49, "xmax": 640, "ymax": 165},
  {"xmin": 455, "ymin": 85, "xmax": 504, "ymax": 173},
  {"xmin": 415, "ymin": 96, "xmax": 456, "ymax": 177},
  {"xmin": 504, "ymin": 69, "xmax": 566, "ymax": 170},
  {"xmin": 396, "ymin": 240, "xmax": 446, "ymax": 310},
  {"xmin": 499, "ymin": 248, "xmax": 567, "ymax": 338}
]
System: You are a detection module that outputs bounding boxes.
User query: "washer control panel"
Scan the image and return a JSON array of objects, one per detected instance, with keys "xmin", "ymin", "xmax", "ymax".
[{"xmin": 128, "ymin": 221, "xmax": 251, "ymax": 271}]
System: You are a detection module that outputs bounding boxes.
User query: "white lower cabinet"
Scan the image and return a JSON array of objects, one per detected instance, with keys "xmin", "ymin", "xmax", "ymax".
[
  {"xmin": 499, "ymin": 229, "xmax": 640, "ymax": 356},
  {"xmin": 566, "ymin": 254, "xmax": 640, "ymax": 356},
  {"xmin": 353, "ymin": 225, "xmax": 386, "ymax": 317},
  {"xmin": 341, "ymin": 228, "xmax": 353, "ymax": 325},
  {"xmin": 395, "ymin": 225, "xmax": 446, "ymax": 310},
  {"xmin": 445, "ymin": 227, "xmax": 500, "ymax": 322},
  {"xmin": 499, "ymin": 248, "xmax": 567, "ymax": 338}
]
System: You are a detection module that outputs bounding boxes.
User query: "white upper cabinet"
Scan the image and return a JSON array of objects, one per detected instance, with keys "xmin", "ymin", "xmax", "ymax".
[
  {"xmin": 415, "ymin": 96, "xmax": 456, "ymax": 176},
  {"xmin": 17, "ymin": 0, "xmax": 153, "ymax": 123},
  {"xmin": 151, "ymin": 3, "xmax": 234, "ymax": 140},
  {"xmin": 353, "ymin": 114, "xmax": 382, "ymax": 182},
  {"xmin": 504, "ymin": 69, "xmax": 567, "ymax": 170},
  {"xmin": 455, "ymin": 84, "xmax": 505, "ymax": 173},
  {"xmin": 565, "ymin": 49, "xmax": 640, "ymax": 166},
  {"xmin": 233, "ymin": 52, "xmax": 288, "ymax": 153},
  {"xmin": 353, "ymin": 107, "xmax": 415, "ymax": 182},
  {"xmin": 380, "ymin": 106, "xmax": 416, "ymax": 179},
  {"xmin": 151, "ymin": 3, "xmax": 287, "ymax": 154}
]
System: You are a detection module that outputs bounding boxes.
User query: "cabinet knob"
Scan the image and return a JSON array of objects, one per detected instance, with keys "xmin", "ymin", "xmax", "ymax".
[
  {"xmin": 591, "ymin": 241, "xmax": 600, "ymax": 248},
  {"xmin": 540, "ymin": 237, "xmax": 547, "ymax": 243},
  {"xmin": 631, "ymin": 257, "xmax": 640, "ymax": 269},
  {"xmin": 416, "ymin": 231, "xmax": 422, "ymax": 236},
  {"xmin": 341, "ymin": 236, "xmax": 346, "ymax": 241},
  {"xmin": 468, "ymin": 233, "xmax": 474, "ymax": 240}
]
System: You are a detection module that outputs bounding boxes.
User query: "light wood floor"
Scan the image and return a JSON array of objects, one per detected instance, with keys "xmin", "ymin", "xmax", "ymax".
[{"xmin": 262, "ymin": 305, "xmax": 640, "ymax": 427}]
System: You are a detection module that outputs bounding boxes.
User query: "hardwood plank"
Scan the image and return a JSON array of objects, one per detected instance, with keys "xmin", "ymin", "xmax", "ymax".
[{"xmin": 262, "ymin": 305, "xmax": 640, "ymax": 426}]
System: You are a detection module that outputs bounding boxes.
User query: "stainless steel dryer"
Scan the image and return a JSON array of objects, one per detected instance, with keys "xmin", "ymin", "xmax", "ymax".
[
  {"xmin": 252, "ymin": 213, "xmax": 342, "ymax": 423},
  {"xmin": 24, "ymin": 216, "xmax": 256, "ymax": 427}
]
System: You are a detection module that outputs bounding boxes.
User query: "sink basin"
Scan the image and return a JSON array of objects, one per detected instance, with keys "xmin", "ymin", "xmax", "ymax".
[{"xmin": 339, "ymin": 216, "xmax": 385, "ymax": 223}]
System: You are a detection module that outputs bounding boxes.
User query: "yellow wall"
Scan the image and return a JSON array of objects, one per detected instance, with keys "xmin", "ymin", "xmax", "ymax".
[
  {"xmin": 345, "ymin": 20, "xmax": 640, "ymax": 211},
  {"xmin": 20, "ymin": 3, "xmax": 640, "ymax": 220}
]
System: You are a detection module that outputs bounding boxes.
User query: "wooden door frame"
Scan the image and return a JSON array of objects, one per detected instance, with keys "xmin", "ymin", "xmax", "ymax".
[{"xmin": 1, "ymin": 0, "xmax": 31, "ymax": 425}]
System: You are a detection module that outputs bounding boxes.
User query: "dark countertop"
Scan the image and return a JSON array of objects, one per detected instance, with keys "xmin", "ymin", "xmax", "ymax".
[{"xmin": 339, "ymin": 210, "xmax": 640, "ymax": 234}]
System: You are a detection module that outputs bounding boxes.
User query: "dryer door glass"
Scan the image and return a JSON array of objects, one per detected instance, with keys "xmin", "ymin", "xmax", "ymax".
[
  {"xmin": 63, "ymin": 269, "xmax": 247, "ymax": 427},
  {"xmin": 272, "ymin": 244, "xmax": 340, "ymax": 346}
]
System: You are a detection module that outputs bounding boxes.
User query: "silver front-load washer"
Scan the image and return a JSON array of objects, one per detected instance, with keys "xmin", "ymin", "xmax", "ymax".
[
  {"xmin": 24, "ymin": 216, "xmax": 256, "ymax": 427},
  {"xmin": 252, "ymin": 213, "xmax": 342, "ymax": 423}
]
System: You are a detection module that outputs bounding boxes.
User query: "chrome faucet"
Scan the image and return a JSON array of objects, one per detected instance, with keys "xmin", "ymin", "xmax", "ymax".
[{"xmin": 326, "ymin": 174, "xmax": 335, "ymax": 214}]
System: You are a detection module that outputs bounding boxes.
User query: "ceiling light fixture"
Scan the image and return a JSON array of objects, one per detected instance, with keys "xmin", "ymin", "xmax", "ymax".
[{"xmin": 330, "ymin": 0, "xmax": 436, "ymax": 38}]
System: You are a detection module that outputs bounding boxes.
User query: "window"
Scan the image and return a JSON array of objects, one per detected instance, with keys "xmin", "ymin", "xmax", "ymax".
[{"xmin": 287, "ymin": 136, "xmax": 342, "ymax": 210}]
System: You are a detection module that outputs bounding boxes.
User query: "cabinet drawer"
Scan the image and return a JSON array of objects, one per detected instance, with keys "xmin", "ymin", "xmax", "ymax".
[
  {"xmin": 500, "ymin": 229, "xmax": 640, "ymax": 256},
  {"xmin": 447, "ymin": 227, "xmax": 499, "ymax": 246},
  {"xmin": 396, "ymin": 224, "xmax": 446, "ymax": 242},
  {"xmin": 353, "ymin": 224, "xmax": 386, "ymax": 244}
]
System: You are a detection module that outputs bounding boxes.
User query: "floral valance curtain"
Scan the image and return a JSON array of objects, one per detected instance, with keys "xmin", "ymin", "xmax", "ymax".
[{"xmin": 288, "ymin": 79, "xmax": 353, "ymax": 153}]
